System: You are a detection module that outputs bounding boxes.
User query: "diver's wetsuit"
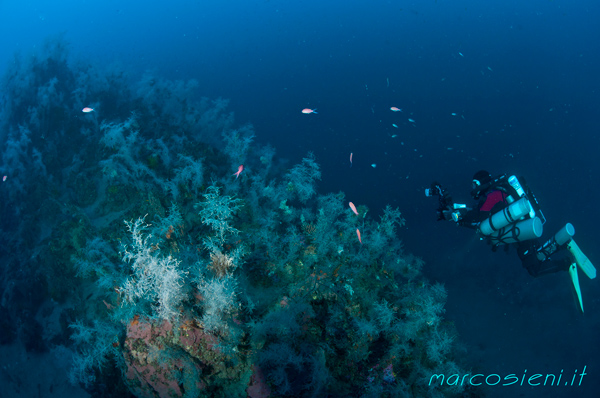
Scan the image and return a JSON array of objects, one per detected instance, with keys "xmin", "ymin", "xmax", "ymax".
[
  {"xmin": 458, "ymin": 189, "xmax": 508, "ymax": 230},
  {"xmin": 517, "ymin": 240, "xmax": 572, "ymax": 277}
]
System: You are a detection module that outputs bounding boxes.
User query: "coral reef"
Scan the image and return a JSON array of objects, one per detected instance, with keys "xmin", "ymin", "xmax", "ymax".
[{"xmin": 0, "ymin": 37, "xmax": 470, "ymax": 397}]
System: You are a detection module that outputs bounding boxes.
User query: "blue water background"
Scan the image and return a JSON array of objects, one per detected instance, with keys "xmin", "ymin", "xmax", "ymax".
[{"xmin": 1, "ymin": 1, "xmax": 599, "ymax": 397}]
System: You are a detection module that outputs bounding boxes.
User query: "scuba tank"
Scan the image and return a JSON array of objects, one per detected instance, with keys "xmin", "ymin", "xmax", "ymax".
[{"xmin": 477, "ymin": 175, "xmax": 545, "ymax": 245}]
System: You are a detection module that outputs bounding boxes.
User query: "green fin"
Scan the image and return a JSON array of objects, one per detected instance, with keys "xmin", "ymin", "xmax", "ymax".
[
  {"xmin": 569, "ymin": 263, "xmax": 584, "ymax": 313},
  {"xmin": 567, "ymin": 239, "xmax": 597, "ymax": 279}
]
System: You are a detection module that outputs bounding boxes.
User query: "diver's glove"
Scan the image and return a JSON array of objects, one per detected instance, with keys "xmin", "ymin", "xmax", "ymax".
[{"xmin": 440, "ymin": 204, "xmax": 469, "ymax": 222}]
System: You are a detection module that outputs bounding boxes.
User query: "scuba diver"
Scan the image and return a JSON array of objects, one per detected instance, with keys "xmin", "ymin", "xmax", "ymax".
[{"xmin": 426, "ymin": 170, "xmax": 596, "ymax": 312}]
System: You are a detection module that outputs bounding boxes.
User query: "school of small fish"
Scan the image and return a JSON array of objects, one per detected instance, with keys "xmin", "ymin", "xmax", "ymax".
[{"xmin": 298, "ymin": 87, "xmax": 475, "ymax": 244}]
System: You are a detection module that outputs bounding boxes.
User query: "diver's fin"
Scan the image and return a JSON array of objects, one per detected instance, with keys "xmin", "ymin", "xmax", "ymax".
[
  {"xmin": 568, "ymin": 263, "xmax": 584, "ymax": 313},
  {"xmin": 566, "ymin": 239, "xmax": 597, "ymax": 279}
]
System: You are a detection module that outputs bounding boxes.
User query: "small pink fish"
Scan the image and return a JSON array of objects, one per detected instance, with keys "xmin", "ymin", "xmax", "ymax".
[
  {"xmin": 233, "ymin": 165, "xmax": 244, "ymax": 179},
  {"xmin": 302, "ymin": 108, "xmax": 317, "ymax": 114},
  {"xmin": 2, "ymin": 175, "xmax": 6, "ymax": 182},
  {"xmin": 82, "ymin": 107, "xmax": 94, "ymax": 113},
  {"xmin": 390, "ymin": 107, "xmax": 402, "ymax": 112},
  {"xmin": 349, "ymin": 202, "xmax": 359, "ymax": 216},
  {"xmin": 356, "ymin": 228, "xmax": 362, "ymax": 244},
  {"xmin": 349, "ymin": 152, "xmax": 353, "ymax": 167}
]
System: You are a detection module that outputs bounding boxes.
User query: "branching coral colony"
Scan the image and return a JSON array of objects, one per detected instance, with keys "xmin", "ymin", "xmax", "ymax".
[{"xmin": 0, "ymin": 38, "xmax": 469, "ymax": 397}]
